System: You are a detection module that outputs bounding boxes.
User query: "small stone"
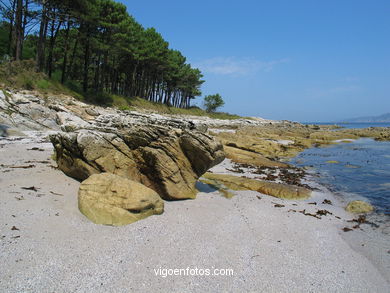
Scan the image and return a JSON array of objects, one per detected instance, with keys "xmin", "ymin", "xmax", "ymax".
[{"xmin": 345, "ymin": 200, "xmax": 374, "ymax": 214}]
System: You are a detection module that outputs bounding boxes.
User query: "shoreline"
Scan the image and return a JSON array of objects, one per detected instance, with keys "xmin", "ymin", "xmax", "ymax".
[
  {"xmin": 1, "ymin": 131, "xmax": 389, "ymax": 292},
  {"xmin": 206, "ymin": 153, "xmax": 390, "ymax": 283},
  {"xmin": 300, "ymin": 172, "xmax": 390, "ymax": 282},
  {"xmin": 1, "ymin": 89, "xmax": 389, "ymax": 291},
  {"xmin": 289, "ymin": 136, "xmax": 390, "ymax": 214}
]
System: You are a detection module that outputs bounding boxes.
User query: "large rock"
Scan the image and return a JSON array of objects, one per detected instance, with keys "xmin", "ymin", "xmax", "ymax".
[
  {"xmin": 78, "ymin": 173, "xmax": 164, "ymax": 226},
  {"xmin": 345, "ymin": 200, "xmax": 374, "ymax": 214},
  {"xmin": 50, "ymin": 124, "xmax": 225, "ymax": 200}
]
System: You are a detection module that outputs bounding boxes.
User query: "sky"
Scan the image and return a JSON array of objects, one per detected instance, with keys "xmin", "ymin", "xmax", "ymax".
[{"xmin": 120, "ymin": 0, "xmax": 390, "ymax": 122}]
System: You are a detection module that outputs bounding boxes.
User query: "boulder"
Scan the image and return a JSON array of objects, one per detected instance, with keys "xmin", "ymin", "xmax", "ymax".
[
  {"xmin": 345, "ymin": 200, "xmax": 374, "ymax": 214},
  {"xmin": 202, "ymin": 172, "xmax": 311, "ymax": 200},
  {"xmin": 50, "ymin": 124, "xmax": 225, "ymax": 200},
  {"xmin": 78, "ymin": 173, "xmax": 164, "ymax": 226}
]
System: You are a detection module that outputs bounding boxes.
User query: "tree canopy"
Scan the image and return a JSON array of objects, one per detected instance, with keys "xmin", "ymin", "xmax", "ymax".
[
  {"xmin": 0, "ymin": 0, "xmax": 204, "ymax": 108},
  {"xmin": 204, "ymin": 93, "xmax": 224, "ymax": 113}
]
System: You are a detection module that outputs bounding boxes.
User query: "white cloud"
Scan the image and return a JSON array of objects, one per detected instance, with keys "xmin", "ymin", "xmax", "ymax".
[{"xmin": 193, "ymin": 57, "xmax": 289, "ymax": 75}]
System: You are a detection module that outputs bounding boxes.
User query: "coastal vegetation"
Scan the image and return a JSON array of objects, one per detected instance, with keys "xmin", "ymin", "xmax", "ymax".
[
  {"xmin": 203, "ymin": 93, "xmax": 225, "ymax": 113},
  {"xmin": 0, "ymin": 0, "xmax": 204, "ymax": 108},
  {"xmin": 0, "ymin": 59, "xmax": 241, "ymax": 119}
]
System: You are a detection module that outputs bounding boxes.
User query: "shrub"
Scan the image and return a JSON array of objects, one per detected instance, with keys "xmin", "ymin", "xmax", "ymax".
[
  {"xmin": 36, "ymin": 79, "xmax": 50, "ymax": 90},
  {"xmin": 204, "ymin": 94, "xmax": 225, "ymax": 112}
]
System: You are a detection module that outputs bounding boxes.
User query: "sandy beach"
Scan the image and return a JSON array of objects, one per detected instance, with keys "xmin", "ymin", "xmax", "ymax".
[
  {"xmin": 1, "ymin": 0, "xmax": 390, "ymax": 289},
  {"xmin": 1, "ymin": 132, "xmax": 389, "ymax": 293}
]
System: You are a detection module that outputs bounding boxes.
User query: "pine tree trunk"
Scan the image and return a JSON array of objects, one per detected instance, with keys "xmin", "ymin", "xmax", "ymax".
[
  {"xmin": 36, "ymin": 0, "xmax": 48, "ymax": 71},
  {"xmin": 68, "ymin": 30, "xmax": 80, "ymax": 80},
  {"xmin": 82, "ymin": 25, "xmax": 90, "ymax": 93},
  {"xmin": 7, "ymin": 0, "xmax": 16, "ymax": 56},
  {"xmin": 14, "ymin": 0, "xmax": 23, "ymax": 60},
  {"xmin": 61, "ymin": 19, "xmax": 71, "ymax": 84},
  {"xmin": 20, "ymin": 0, "xmax": 28, "ymax": 53}
]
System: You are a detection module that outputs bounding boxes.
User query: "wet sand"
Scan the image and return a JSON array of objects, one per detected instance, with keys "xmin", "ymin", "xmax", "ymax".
[{"xmin": 0, "ymin": 133, "xmax": 389, "ymax": 292}]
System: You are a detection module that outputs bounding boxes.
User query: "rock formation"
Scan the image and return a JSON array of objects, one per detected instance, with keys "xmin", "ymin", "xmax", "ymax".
[
  {"xmin": 50, "ymin": 123, "xmax": 225, "ymax": 200},
  {"xmin": 202, "ymin": 172, "xmax": 311, "ymax": 200},
  {"xmin": 223, "ymin": 145, "xmax": 288, "ymax": 168},
  {"xmin": 78, "ymin": 173, "xmax": 164, "ymax": 225},
  {"xmin": 345, "ymin": 200, "xmax": 374, "ymax": 214}
]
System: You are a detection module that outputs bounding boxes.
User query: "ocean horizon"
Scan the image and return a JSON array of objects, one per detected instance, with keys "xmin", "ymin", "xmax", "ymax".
[{"xmin": 302, "ymin": 122, "xmax": 390, "ymax": 128}]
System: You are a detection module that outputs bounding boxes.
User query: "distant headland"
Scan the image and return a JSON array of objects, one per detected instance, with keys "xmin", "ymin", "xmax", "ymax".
[{"xmin": 340, "ymin": 113, "xmax": 390, "ymax": 123}]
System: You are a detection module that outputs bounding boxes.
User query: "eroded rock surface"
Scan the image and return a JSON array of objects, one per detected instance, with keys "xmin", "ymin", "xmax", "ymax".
[
  {"xmin": 345, "ymin": 200, "xmax": 374, "ymax": 214},
  {"xmin": 0, "ymin": 89, "xmax": 108, "ymax": 133},
  {"xmin": 212, "ymin": 124, "xmax": 390, "ymax": 168},
  {"xmin": 202, "ymin": 172, "xmax": 311, "ymax": 200},
  {"xmin": 78, "ymin": 173, "xmax": 164, "ymax": 225},
  {"xmin": 51, "ymin": 124, "xmax": 225, "ymax": 200}
]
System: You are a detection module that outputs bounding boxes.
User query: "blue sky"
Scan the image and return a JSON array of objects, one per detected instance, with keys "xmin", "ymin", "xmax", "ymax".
[{"xmin": 121, "ymin": 0, "xmax": 390, "ymax": 122}]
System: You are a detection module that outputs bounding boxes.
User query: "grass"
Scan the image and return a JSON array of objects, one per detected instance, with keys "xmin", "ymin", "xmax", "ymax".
[
  {"xmin": 0, "ymin": 60, "xmax": 83, "ymax": 100},
  {"xmin": 0, "ymin": 60, "xmax": 244, "ymax": 120},
  {"xmin": 112, "ymin": 95, "xmax": 243, "ymax": 120}
]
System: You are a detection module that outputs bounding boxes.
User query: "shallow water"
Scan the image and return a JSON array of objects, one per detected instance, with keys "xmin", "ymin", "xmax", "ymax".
[
  {"xmin": 291, "ymin": 138, "xmax": 390, "ymax": 215},
  {"xmin": 303, "ymin": 122, "xmax": 390, "ymax": 128}
]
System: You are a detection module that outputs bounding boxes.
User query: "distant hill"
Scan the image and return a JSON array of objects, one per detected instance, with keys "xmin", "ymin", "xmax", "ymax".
[{"xmin": 340, "ymin": 113, "xmax": 390, "ymax": 123}]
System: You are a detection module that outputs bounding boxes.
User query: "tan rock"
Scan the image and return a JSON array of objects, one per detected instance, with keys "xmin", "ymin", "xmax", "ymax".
[
  {"xmin": 78, "ymin": 173, "xmax": 164, "ymax": 226},
  {"xmin": 212, "ymin": 124, "xmax": 390, "ymax": 164},
  {"xmin": 345, "ymin": 200, "xmax": 374, "ymax": 214},
  {"xmin": 51, "ymin": 125, "xmax": 225, "ymax": 200},
  {"xmin": 223, "ymin": 145, "xmax": 288, "ymax": 168},
  {"xmin": 202, "ymin": 173, "xmax": 311, "ymax": 200}
]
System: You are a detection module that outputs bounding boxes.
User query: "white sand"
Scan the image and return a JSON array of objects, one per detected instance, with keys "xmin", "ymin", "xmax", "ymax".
[{"xmin": 0, "ymin": 133, "xmax": 389, "ymax": 293}]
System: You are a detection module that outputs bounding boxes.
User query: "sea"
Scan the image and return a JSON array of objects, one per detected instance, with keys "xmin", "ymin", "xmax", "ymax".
[{"xmin": 291, "ymin": 122, "xmax": 390, "ymax": 216}]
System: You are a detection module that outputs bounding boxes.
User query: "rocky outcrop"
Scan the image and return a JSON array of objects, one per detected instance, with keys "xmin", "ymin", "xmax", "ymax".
[
  {"xmin": 0, "ymin": 89, "xmax": 108, "ymax": 133},
  {"xmin": 0, "ymin": 89, "xmax": 275, "ymax": 136},
  {"xmin": 215, "ymin": 124, "xmax": 390, "ymax": 162},
  {"xmin": 50, "ymin": 124, "xmax": 225, "ymax": 200},
  {"xmin": 202, "ymin": 172, "xmax": 311, "ymax": 200},
  {"xmin": 78, "ymin": 173, "xmax": 164, "ymax": 226},
  {"xmin": 0, "ymin": 90, "xmax": 59, "ymax": 131},
  {"xmin": 345, "ymin": 200, "xmax": 374, "ymax": 214},
  {"xmin": 1, "ymin": 89, "xmax": 226, "ymax": 200},
  {"xmin": 94, "ymin": 112, "xmax": 207, "ymax": 132},
  {"xmin": 223, "ymin": 145, "xmax": 288, "ymax": 168}
]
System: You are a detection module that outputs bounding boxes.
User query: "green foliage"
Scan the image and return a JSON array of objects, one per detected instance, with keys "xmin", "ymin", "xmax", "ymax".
[
  {"xmin": 0, "ymin": 60, "xmax": 240, "ymax": 119},
  {"xmin": 0, "ymin": 22, "xmax": 9, "ymax": 57},
  {"xmin": 0, "ymin": 0, "xmax": 206, "ymax": 109},
  {"xmin": 85, "ymin": 91, "xmax": 113, "ymax": 106},
  {"xmin": 0, "ymin": 1, "xmax": 237, "ymax": 114},
  {"xmin": 118, "ymin": 105, "xmax": 132, "ymax": 111},
  {"xmin": 0, "ymin": 60, "xmax": 41, "ymax": 87},
  {"xmin": 0, "ymin": 60, "xmax": 81, "ymax": 99},
  {"xmin": 115, "ymin": 96, "xmax": 240, "ymax": 119},
  {"xmin": 204, "ymin": 94, "xmax": 225, "ymax": 112},
  {"xmin": 36, "ymin": 79, "xmax": 50, "ymax": 89},
  {"xmin": 64, "ymin": 80, "xmax": 83, "ymax": 96}
]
